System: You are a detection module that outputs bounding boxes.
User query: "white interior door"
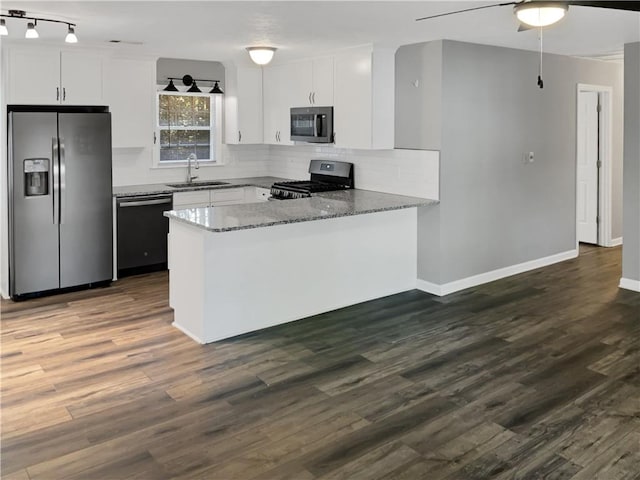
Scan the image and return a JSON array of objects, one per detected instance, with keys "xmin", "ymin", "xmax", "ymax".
[{"xmin": 577, "ymin": 91, "xmax": 599, "ymax": 244}]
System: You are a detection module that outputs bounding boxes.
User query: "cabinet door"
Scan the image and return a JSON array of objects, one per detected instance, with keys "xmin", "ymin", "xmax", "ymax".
[
  {"xmin": 236, "ymin": 67, "xmax": 263, "ymax": 144},
  {"xmin": 333, "ymin": 47, "xmax": 372, "ymax": 149},
  {"xmin": 61, "ymin": 51, "xmax": 104, "ymax": 105},
  {"xmin": 210, "ymin": 188, "xmax": 245, "ymax": 205},
  {"xmin": 173, "ymin": 190, "xmax": 210, "ymax": 209},
  {"xmin": 104, "ymin": 58, "xmax": 155, "ymax": 148},
  {"xmin": 311, "ymin": 56, "xmax": 334, "ymax": 106},
  {"xmin": 7, "ymin": 48, "xmax": 61, "ymax": 104},
  {"xmin": 263, "ymin": 65, "xmax": 284, "ymax": 145}
]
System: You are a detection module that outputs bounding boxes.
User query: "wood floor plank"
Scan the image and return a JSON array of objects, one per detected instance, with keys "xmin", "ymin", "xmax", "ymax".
[{"xmin": 1, "ymin": 244, "xmax": 638, "ymax": 479}]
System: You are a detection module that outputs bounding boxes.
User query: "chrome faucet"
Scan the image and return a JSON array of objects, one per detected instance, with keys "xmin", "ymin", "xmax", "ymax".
[{"xmin": 186, "ymin": 153, "xmax": 199, "ymax": 183}]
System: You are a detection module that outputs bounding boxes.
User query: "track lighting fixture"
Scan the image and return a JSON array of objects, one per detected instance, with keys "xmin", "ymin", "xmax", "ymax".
[
  {"xmin": 163, "ymin": 76, "xmax": 224, "ymax": 95},
  {"xmin": 1, "ymin": 9, "xmax": 79, "ymax": 43}
]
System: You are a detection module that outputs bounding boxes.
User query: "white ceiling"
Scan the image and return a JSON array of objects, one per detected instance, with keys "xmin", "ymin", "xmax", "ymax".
[{"xmin": 1, "ymin": 1, "xmax": 639, "ymax": 65}]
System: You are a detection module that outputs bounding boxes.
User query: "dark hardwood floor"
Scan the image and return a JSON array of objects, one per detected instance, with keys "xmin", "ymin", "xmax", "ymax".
[{"xmin": 1, "ymin": 244, "xmax": 639, "ymax": 479}]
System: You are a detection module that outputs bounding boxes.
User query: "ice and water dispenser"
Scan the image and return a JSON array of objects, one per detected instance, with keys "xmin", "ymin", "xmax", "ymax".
[{"xmin": 23, "ymin": 158, "xmax": 49, "ymax": 197}]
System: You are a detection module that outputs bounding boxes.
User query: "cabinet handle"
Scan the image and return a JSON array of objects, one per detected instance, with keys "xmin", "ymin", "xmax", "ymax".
[
  {"xmin": 312, "ymin": 92, "xmax": 316, "ymax": 104},
  {"xmin": 56, "ymin": 87, "xmax": 60, "ymax": 101},
  {"xmin": 153, "ymin": 132, "xmax": 157, "ymax": 144},
  {"xmin": 238, "ymin": 131, "xmax": 242, "ymax": 142},
  {"xmin": 63, "ymin": 88, "xmax": 66, "ymax": 101},
  {"xmin": 309, "ymin": 92, "xmax": 312, "ymax": 105}
]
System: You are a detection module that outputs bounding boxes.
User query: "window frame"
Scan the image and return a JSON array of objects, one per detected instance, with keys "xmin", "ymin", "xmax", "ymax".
[{"xmin": 153, "ymin": 89, "xmax": 223, "ymax": 168}]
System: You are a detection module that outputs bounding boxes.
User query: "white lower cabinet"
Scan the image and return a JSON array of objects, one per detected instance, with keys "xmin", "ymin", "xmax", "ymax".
[
  {"xmin": 173, "ymin": 190, "xmax": 210, "ymax": 209},
  {"xmin": 173, "ymin": 188, "xmax": 250, "ymax": 209}
]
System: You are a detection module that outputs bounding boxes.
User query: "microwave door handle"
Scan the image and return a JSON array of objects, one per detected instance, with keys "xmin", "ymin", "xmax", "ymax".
[{"xmin": 314, "ymin": 114, "xmax": 321, "ymax": 137}]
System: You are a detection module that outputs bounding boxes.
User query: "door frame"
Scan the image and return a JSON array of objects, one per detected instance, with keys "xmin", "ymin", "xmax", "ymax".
[{"xmin": 576, "ymin": 83, "xmax": 613, "ymax": 248}]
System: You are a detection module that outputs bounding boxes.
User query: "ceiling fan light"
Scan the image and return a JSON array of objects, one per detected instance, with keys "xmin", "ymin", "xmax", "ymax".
[
  {"xmin": 246, "ymin": 47, "xmax": 277, "ymax": 66},
  {"xmin": 65, "ymin": 25, "xmax": 78, "ymax": 43},
  {"xmin": 0, "ymin": 19, "xmax": 8, "ymax": 36},
  {"xmin": 25, "ymin": 21, "xmax": 38, "ymax": 39},
  {"xmin": 514, "ymin": 3, "xmax": 568, "ymax": 27}
]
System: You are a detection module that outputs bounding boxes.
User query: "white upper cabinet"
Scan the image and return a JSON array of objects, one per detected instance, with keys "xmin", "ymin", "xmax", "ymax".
[
  {"xmin": 60, "ymin": 52, "xmax": 104, "ymax": 104},
  {"xmin": 224, "ymin": 65, "xmax": 263, "ymax": 144},
  {"xmin": 263, "ymin": 64, "xmax": 294, "ymax": 145},
  {"xmin": 333, "ymin": 45, "xmax": 395, "ymax": 150},
  {"xmin": 103, "ymin": 57, "xmax": 155, "ymax": 148},
  {"xmin": 311, "ymin": 56, "xmax": 334, "ymax": 106},
  {"xmin": 7, "ymin": 47, "xmax": 104, "ymax": 105}
]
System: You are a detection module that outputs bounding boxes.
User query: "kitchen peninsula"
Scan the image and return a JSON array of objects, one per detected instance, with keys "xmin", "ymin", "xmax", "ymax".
[{"xmin": 165, "ymin": 189, "xmax": 436, "ymax": 343}]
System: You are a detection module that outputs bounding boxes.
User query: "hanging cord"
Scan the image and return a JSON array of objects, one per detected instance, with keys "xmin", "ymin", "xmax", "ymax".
[{"xmin": 537, "ymin": 27, "xmax": 544, "ymax": 89}]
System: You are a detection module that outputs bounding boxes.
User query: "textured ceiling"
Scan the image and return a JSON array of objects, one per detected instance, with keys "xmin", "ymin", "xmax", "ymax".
[{"xmin": 1, "ymin": 1, "xmax": 638, "ymax": 65}]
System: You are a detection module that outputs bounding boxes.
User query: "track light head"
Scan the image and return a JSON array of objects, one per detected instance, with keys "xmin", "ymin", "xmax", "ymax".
[
  {"xmin": 25, "ymin": 21, "xmax": 38, "ymax": 39},
  {"xmin": 65, "ymin": 25, "xmax": 78, "ymax": 43}
]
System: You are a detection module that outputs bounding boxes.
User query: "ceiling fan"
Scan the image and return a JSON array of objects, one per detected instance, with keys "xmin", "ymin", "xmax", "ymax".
[
  {"xmin": 416, "ymin": 1, "xmax": 640, "ymax": 88},
  {"xmin": 416, "ymin": 1, "xmax": 640, "ymax": 29}
]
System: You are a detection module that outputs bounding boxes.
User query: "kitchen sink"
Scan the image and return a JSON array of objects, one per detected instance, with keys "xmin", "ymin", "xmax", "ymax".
[{"xmin": 166, "ymin": 181, "xmax": 230, "ymax": 188}]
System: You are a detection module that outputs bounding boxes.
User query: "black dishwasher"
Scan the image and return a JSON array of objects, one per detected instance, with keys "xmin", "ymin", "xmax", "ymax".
[{"xmin": 116, "ymin": 194, "xmax": 172, "ymax": 277}]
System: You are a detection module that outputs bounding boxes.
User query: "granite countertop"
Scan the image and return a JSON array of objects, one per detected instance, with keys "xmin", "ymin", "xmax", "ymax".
[
  {"xmin": 112, "ymin": 177, "xmax": 288, "ymax": 197},
  {"xmin": 164, "ymin": 189, "xmax": 438, "ymax": 232}
]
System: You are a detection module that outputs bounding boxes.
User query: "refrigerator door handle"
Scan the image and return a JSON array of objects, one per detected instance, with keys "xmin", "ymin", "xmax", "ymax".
[
  {"xmin": 59, "ymin": 138, "xmax": 66, "ymax": 225},
  {"xmin": 52, "ymin": 137, "xmax": 60, "ymax": 225}
]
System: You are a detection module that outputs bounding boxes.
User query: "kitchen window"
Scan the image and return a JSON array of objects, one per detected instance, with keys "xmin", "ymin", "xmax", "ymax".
[{"xmin": 154, "ymin": 91, "xmax": 222, "ymax": 166}]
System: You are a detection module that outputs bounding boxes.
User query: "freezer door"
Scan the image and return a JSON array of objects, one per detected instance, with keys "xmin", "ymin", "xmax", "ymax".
[
  {"xmin": 58, "ymin": 112, "xmax": 113, "ymax": 288},
  {"xmin": 9, "ymin": 112, "xmax": 61, "ymax": 296}
]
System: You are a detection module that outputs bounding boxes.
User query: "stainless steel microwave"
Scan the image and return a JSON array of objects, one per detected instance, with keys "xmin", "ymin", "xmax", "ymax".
[{"xmin": 290, "ymin": 106, "xmax": 334, "ymax": 143}]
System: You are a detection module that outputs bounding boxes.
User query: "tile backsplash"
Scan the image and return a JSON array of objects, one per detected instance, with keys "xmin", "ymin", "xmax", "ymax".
[
  {"xmin": 112, "ymin": 142, "xmax": 440, "ymax": 201},
  {"xmin": 268, "ymin": 145, "xmax": 440, "ymax": 200}
]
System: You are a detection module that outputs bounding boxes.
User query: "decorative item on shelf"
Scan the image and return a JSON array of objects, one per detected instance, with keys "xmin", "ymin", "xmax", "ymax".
[
  {"xmin": 246, "ymin": 46, "xmax": 277, "ymax": 66},
  {"xmin": 162, "ymin": 75, "xmax": 224, "ymax": 95},
  {"xmin": 0, "ymin": 9, "xmax": 78, "ymax": 42}
]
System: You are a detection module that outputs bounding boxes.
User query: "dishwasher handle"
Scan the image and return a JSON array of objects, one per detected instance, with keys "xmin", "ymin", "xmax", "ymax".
[{"xmin": 117, "ymin": 196, "xmax": 173, "ymax": 208}]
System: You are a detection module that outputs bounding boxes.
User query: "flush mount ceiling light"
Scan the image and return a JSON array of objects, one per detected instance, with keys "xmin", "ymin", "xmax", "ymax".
[
  {"xmin": 513, "ymin": 1, "xmax": 568, "ymax": 27},
  {"xmin": 1, "ymin": 9, "xmax": 79, "ymax": 42},
  {"xmin": 246, "ymin": 46, "xmax": 277, "ymax": 66}
]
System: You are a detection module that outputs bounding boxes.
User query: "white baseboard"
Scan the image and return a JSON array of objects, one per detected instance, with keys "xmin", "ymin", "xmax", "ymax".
[
  {"xmin": 610, "ymin": 237, "xmax": 623, "ymax": 247},
  {"xmin": 416, "ymin": 249, "xmax": 579, "ymax": 297},
  {"xmin": 172, "ymin": 322, "xmax": 205, "ymax": 344},
  {"xmin": 619, "ymin": 278, "xmax": 640, "ymax": 292}
]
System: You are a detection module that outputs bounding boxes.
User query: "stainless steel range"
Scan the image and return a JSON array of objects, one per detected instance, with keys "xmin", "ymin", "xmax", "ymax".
[{"xmin": 270, "ymin": 160, "xmax": 354, "ymax": 200}]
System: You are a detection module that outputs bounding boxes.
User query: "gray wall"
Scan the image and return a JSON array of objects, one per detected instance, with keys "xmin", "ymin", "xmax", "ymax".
[
  {"xmin": 156, "ymin": 58, "xmax": 225, "ymax": 90},
  {"xmin": 395, "ymin": 41, "xmax": 442, "ymax": 151},
  {"xmin": 622, "ymin": 42, "xmax": 640, "ymax": 284},
  {"xmin": 405, "ymin": 40, "xmax": 624, "ymax": 285}
]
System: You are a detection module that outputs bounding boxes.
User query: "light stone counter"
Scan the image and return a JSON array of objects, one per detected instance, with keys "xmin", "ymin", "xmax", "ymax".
[{"xmin": 164, "ymin": 189, "xmax": 437, "ymax": 232}]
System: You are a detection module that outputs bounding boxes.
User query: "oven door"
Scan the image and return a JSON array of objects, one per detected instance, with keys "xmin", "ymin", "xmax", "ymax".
[{"xmin": 290, "ymin": 107, "xmax": 333, "ymax": 143}]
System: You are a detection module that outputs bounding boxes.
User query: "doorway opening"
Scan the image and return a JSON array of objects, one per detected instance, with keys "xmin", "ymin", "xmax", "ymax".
[{"xmin": 576, "ymin": 84, "xmax": 614, "ymax": 250}]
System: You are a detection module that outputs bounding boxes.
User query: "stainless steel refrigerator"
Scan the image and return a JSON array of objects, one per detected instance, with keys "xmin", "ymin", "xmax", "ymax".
[{"xmin": 8, "ymin": 106, "xmax": 113, "ymax": 299}]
